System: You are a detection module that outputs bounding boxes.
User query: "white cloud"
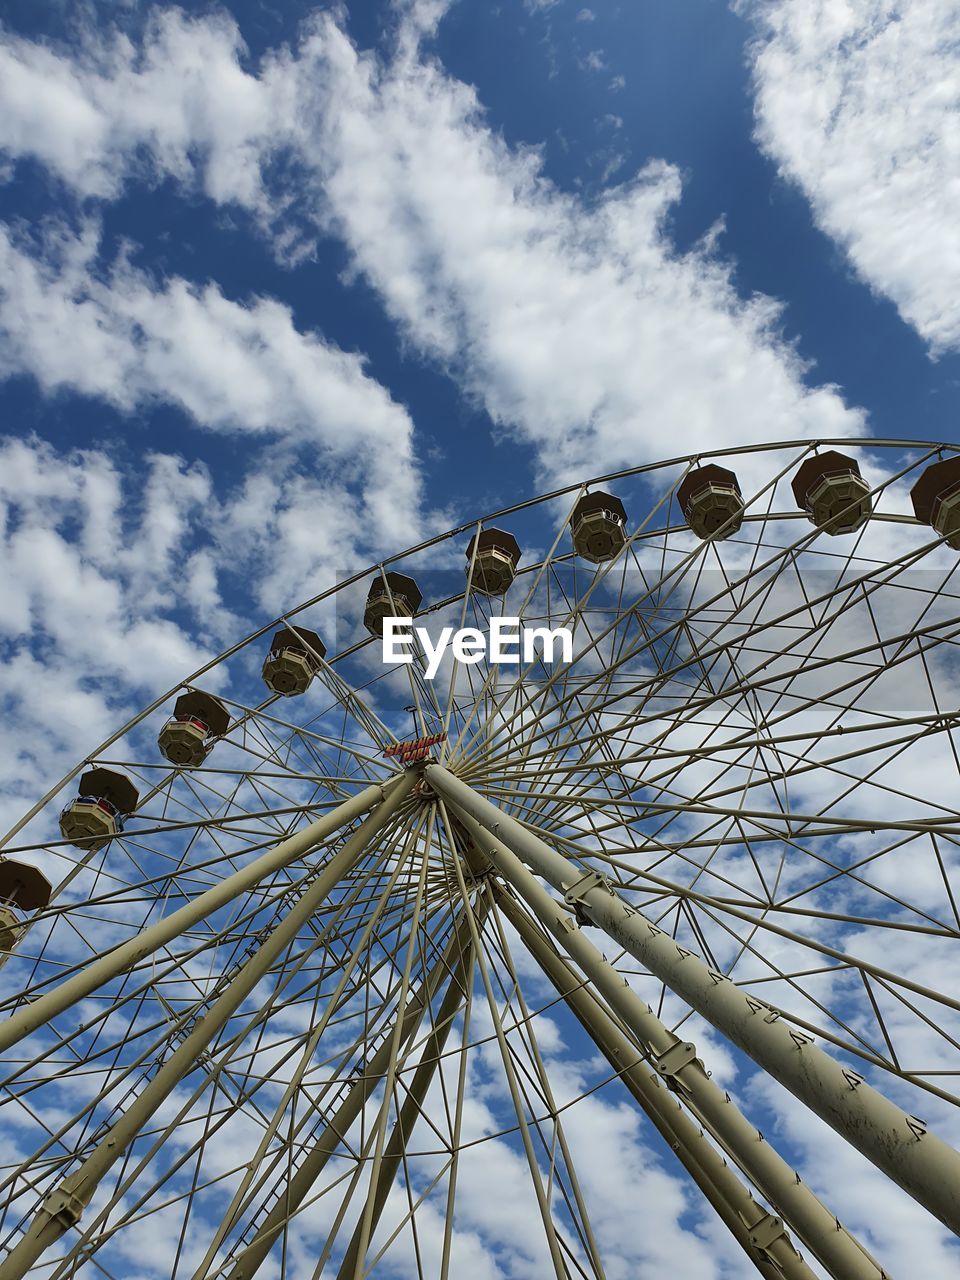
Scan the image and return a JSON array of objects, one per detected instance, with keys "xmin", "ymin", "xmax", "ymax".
[
  {"xmin": 0, "ymin": 210, "xmax": 438, "ymax": 835},
  {"xmin": 213, "ymin": 471, "xmax": 370, "ymax": 614},
  {"xmin": 744, "ymin": 0, "xmax": 960, "ymax": 354},
  {"xmin": 0, "ymin": 217, "xmax": 422, "ymax": 544},
  {"xmin": 281, "ymin": 11, "xmax": 865, "ymax": 484},
  {"xmin": 0, "ymin": 6, "xmax": 869, "ymax": 490},
  {"xmin": 0, "ymin": 437, "xmax": 219, "ymax": 830},
  {"xmin": 0, "ymin": 10, "xmax": 283, "ymax": 208}
]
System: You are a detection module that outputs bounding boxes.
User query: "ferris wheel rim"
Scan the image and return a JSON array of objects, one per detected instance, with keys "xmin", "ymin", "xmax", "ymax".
[
  {"xmin": 3, "ymin": 433, "xmax": 952, "ymax": 854},
  {"xmin": 3, "ymin": 436, "xmax": 960, "ymax": 1278}
]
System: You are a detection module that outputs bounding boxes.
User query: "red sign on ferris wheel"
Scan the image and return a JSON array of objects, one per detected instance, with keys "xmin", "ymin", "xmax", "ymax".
[{"xmin": 384, "ymin": 732, "xmax": 446, "ymax": 764}]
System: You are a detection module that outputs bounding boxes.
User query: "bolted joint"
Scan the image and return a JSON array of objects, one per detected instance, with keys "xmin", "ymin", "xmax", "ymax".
[
  {"xmin": 747, "ymin": 1212, "xmax": 788, "ymax": 1253},
  {"xmin": 42, "ymin": 1182, "xmax": 88, "ymax": 1230},
  {"xmin": 562, "ymin": 870, "xmax": 613, "ymax": 925},
  {"xmin": 654, "ymin": 1040, "xmax": 700, "ymax": 1094}
]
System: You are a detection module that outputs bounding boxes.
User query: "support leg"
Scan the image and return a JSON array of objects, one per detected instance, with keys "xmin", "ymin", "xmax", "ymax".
[
  {"xmin": 427, "ymin": 762, "xmax": 960, "ymax": 1238},
  {"xmin": 0, "ymin": 777, "xmax": 404, "ymax": 1056},
  {"xmin": 441, "ymin": 783, "xmax": 890, "ymax": 1280},
  {"xmin": 494, "ymin": 884, "xmax": 817, "ymax": 1280},
  {"xmin": 0, "ymin": 771, "xmax": 418, "ymax": 1280}
]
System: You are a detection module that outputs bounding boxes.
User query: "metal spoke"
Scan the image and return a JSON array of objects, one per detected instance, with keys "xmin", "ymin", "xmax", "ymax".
[{"xmin": 4, "ymin": 441, "xmax": 960, "ymax": 1278}]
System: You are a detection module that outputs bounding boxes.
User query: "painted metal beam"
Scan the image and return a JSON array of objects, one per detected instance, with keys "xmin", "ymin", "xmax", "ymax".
[
  {"xmin": 0, "ymin": 776, "xmax": 404, "ymax": 1057},
  {"xmin": 432, "ymin": 767, "xmax": 896, "ymax": 1279},
  {"xmin": 0, "ymin": 771, "xmax": 418, "ymax": 1280},
  {"xmin": 493, "ymin": 884, "xmax": 817, "ymax": 1280},
  {"xmin": 221, "ymin": 906, "xmax": 479, "ymax": 1280},
  {"xmin": 427, "ymin": 763, "xmax": 960, "ymax": 1235}
]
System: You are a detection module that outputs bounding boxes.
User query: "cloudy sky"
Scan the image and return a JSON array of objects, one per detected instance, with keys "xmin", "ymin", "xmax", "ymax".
[
  {"xmin": 1, "ymin": 0, "xmax": 959, "ymax": 1275},
  {"xmin": 2, "ymin": 0, "xmax": 959, "ymax": 810}
]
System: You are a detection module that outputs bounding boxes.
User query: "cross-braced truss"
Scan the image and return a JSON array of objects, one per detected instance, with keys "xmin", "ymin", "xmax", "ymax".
[{"xmin": 1, "ymin": 440, "xmax": 960, "ymax": 1279}]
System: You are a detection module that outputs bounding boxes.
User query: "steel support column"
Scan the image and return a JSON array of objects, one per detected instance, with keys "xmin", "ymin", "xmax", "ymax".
[
  {"xmin": 0, "ymin": 776, "xmax": 405, "ymax": 1057},
  {"xmin": 222, "ymin": 906, "xmax": 479, "ymax": 1280},
  {"xmin": 0, "ymin": 770, "xmax": 418, "ymax": 1280},
  {"xmin": 493, "ymin": 884, "xmax": 817, "ymax": 1280},
  {"xmin": 427, "ymin": 762, "xmax": 960, "ymax": 1238},
  {"xmin": 435, "ymin": 772, "xmax": 891, "ymax": 1280},
  {"xmin": 333, "ymin": 928, "xmax": 475, "ymax": 1280}
]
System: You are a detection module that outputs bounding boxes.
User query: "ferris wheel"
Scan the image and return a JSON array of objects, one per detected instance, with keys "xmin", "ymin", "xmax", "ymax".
[{"xmin": 1, "ymin": 438, "xmax": 960, "ymax": 1279}]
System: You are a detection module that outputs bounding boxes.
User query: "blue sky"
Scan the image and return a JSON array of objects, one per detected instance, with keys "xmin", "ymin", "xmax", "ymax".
[
  {"xmin": 3, "ymin": 0, "xmax": 958, "ymax": 526},
  {"xmin": 1, "ymin": 0, "xmax": 956, "ymax": 748},
  {"xmin": 1, "ymin": 0, "xmax": 960, "ymax": 1276}
]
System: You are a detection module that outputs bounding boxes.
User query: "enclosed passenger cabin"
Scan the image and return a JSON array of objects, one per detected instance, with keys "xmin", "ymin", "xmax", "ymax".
[
  {"xmin": 59, "ymin": 768, "xmax": 140, "ymax": 852},
  {"xmin": 158, "ymin": 690, "xmax": 230, "ymax": 768},
  {"xmin": 0, "ymin": 859, "xmax": 52, "ymax": 951},
  {"xmin": 570, "ymin": 492, "xmax": 627, "ymax": 563},
  {"xmin": 791, "ymin": 450, "xmax": 871, "ymax": 535},
  {"xmin": 364, "ymin": 573, "xmax": 424, "ymax": 637},
  {"xmin": 910, "ymin": 456, "xmax": 960, "ymax": 549},
  {"xmin": 466, "ymin": 529, "xmax": 522, "ymax": 596},
  {"xmin": 677, "ymin": 465, "xmax": 744, "ymax": 541},
  {"xmin": 262, "ymin": 625, "xmax": 326, "ymax": 696}
]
